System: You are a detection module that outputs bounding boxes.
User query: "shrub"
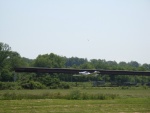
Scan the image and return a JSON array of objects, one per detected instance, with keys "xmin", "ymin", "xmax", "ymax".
[
  {"xmin": 21, "ymin": 81, "xmax": 46, "ymax": 89},
  {"xmin": 59, "ymin": 82, "xmax": 70, "ymax": 89},
  {"xmin": 0, "ymin": 82, "xmax": 21, "ymax": 90},
  {"xmin": 49, "ymin": 84, "xmax": 59, "ymax": 89}
]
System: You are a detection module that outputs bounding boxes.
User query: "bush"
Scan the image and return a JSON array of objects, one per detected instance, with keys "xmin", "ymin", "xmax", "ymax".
[
  {"xmin": 49, "ymin": 84, "xmax": 59, "ymax": 89},
  {"xmin": 0, "ymin": 82, "xmax": 21, "ymax": 90},
  {"xmin": 21, "ymin": 81, "xmax": 46, "ymax": 89},
  {"xmin": 59, "ymin": 82, "xmax": 70, "ymax": 89}
]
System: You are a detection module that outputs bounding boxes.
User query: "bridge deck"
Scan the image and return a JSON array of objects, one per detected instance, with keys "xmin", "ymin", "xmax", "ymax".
[{"xmin": 14, "ymin": 67, "xmax": 150, "ymax": 76}]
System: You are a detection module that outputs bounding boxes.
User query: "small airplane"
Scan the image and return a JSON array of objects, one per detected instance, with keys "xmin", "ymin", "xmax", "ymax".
[{"xmin": 73, "ymin": 71, "xmax": 99, "ymax": 77}]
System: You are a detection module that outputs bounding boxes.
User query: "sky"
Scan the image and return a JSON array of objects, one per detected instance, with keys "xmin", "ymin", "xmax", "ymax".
[{"xmin": 0, "ymin": 0, "xmax": 150, "ymax": 64}]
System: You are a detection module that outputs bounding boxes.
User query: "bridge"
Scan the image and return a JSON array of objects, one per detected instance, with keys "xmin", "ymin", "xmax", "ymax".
[{"xmin": 14, "ymin": 67, "xmax": 150, "ymax": 76}]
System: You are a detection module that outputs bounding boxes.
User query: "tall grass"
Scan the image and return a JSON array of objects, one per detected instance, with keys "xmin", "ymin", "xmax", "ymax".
[
  {"xmin": 0, "ymin": 86, "xmax": 149, "ymax": 100},
  {"xmin": 0, "ymin": 89, "xmax": 119, "ymax": 100}
]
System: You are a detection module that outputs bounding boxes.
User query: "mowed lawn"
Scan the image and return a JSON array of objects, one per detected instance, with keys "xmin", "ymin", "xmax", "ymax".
[
  {"xmin": 0, "ymin": 98, "xmax": 150, "ymax": 113},
  {"xmin": 0, "ymin": 87, "xmax": 150, "ymax": 113}
]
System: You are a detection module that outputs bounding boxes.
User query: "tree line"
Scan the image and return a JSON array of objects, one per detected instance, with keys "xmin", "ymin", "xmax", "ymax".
[{"xmin": 0, "ymin": 42, "xmax": 150, "ymax": 89}]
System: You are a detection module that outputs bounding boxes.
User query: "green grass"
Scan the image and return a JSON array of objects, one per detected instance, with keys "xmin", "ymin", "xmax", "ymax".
[
  {"xmin": 0, "ymin": 87, "xmax": 150, "ymax": 113},
  {"xmin": 0, "ymin": 86, "xmax": 150, "ymax": 100},
  {"xmin": 0, "ymin": 98, "xmax": 150, "ymax": 113}
]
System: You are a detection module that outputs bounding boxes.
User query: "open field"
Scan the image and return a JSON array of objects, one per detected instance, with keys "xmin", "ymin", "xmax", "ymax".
[
  {"xmin": 0, "ymin": 86, "xmax": 150, "ymax": 99},
  {"xmin": 0, "ymin": 98, "xmax": 150, "ymax": 113},
  {"xmin": 0, "ymin": 87, "xmax": 150, "ymax": 113}
]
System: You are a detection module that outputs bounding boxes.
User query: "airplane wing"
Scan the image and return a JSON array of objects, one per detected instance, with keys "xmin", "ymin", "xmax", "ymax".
[{"xmin": 73, "ymin": 71, "xmax": 100, "ymax": 77}]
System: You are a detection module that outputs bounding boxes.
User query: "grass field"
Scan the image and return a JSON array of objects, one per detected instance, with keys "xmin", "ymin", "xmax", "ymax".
[
  {"xmin": 0, "ymin": 98, "xmax": 150, "ymax": 113},
  {"xmin": 0, "ymin": 87, "xmax": 150, "ymax": 113}
]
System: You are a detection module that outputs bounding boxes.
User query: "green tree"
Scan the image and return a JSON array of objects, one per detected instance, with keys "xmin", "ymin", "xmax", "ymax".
[
  {"xmin": 128, "ymin": 61, "xmax": 140, "ymax": 70},
  {"xmin": 0, "ymin": 42, "xmax": 26, "ymax": 82},
  {"xmin": 0, "ymin": 42, "xmax": 11, "ymax": 69},
  {"xmin": 118, "ymin": 61, "xmax": 128, "ymax": 70},
  {"xmin": 8, "ymin": 51, "xmax": 26, "ymax": 69},
  {"xmin": 142, "ymin": 63, "xmax": 150, "ymax": 71},
  {"xmin": 65, "ymin": 57, "xmax": 88, "ymax": 68},
  {"xmin": 22, "ymin": 57, "xmax": 34, "ymax": 67},
  {"xmin": 80, "ymin": 62, "xmax": 94, "ymax": 69},
  {"xmin": 0, "ymin": 42, "xmax": 12, "ymax": 81},
  {"xmin": 34, "ymin": 53, "xmax": 65, "ymax": 68},
  {"xmin": 107, "ymin": 61, "xmax": 118, "ymax": 70}
]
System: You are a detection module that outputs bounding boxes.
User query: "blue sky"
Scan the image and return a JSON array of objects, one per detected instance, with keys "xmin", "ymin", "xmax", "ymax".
[{"xmin": 0, "ymin": 0, "xmax": 150, "ymax": 64}]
